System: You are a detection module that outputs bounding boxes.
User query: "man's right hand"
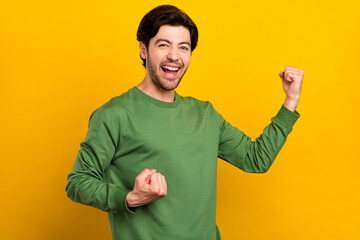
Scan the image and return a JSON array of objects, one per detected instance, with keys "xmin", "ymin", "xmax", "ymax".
[{"xmin": 126, "ymin": 168, "xmax": 167, "ymax": 208}]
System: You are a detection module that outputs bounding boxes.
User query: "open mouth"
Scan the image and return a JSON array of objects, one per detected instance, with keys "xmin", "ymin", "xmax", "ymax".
[{"xmin": 161, "ymin": 65, "xmax": 180, "ymax": 79}]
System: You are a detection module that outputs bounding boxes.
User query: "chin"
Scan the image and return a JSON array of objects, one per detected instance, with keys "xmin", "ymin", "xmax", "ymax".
[
  {"xmin": 159, "ymin": 82, "xmax": 180, "ymax": 91},
  {"xmin": 164, "ymin": 79, "xmax": 182, "ymax": 90}
]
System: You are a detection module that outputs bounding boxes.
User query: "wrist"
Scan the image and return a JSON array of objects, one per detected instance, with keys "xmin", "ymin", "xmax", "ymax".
[
  {"xmin": 126, "ymin": 191, "xmax": 138, "ymax": 207},
  {"xmin": 284, "ymin": 96, "xmax": 299, "ymax": 112}
]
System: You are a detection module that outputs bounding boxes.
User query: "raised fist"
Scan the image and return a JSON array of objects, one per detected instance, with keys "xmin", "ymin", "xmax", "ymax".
[
  {"xmin": 279, "ymin": 66, "xmax": 304, "ymax": 99},
  {"xmin": 279, "ymin": 66, "xmax": 304, "ymax": 111}
]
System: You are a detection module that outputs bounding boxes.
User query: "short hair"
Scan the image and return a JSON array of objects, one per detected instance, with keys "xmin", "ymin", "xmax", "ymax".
[{"xmin": 136, "ymin": 5, "xmax": 199, "ymax": 67}]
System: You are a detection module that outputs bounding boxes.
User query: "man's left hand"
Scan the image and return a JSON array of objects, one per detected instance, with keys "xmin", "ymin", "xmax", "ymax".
[{"xmin": 279, "ymin": 66, "xmax": 304, "ymax": 112}]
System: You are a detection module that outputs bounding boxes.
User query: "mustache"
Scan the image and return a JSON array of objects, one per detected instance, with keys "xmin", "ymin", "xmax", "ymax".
[{"xmin": 161, "ymin": 61, "xmax": 183, "ymax": 68}]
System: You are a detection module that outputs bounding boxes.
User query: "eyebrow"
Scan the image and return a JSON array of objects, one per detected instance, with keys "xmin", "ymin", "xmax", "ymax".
[{"xmin": 154, "ymin": 38, "xmax": 191, "ymax": 47}]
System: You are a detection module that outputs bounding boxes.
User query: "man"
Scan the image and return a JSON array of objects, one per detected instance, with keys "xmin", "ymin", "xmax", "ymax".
[{"xmin": 66, "ymin": 5, "xmax": 304, "ymax": 240}]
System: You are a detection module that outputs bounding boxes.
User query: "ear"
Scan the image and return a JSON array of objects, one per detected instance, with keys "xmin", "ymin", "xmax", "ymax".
[{"xmin": 139, "ymin": 42, "xmax": 147, "ymax": 60}]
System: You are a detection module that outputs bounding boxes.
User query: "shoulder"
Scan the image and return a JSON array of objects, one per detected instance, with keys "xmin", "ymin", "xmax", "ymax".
[
  {"xmin": 178, "ymin": 94, "xmax": 214, "ymax": 111},
  {"xmin": 90, "ymin": 88, "xmax": 137, "ymax": 121},
  {"xmin": 103, "ymin": 88, "xmax": 137, "ymax": 110},
  {"xmin": 179, "ymin": 94, "xmax": 226, "ymax": 125},
  {"xmin": 178, "ymin": 94, "xmax": 224, "ymax": 129}
]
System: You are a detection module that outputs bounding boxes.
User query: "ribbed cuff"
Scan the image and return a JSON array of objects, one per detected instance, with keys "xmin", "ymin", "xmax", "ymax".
[
  {"xmin": 271, "ymin": 105, "xmax": 300, "ymax": 132},
  {"xmin": 125, "ymin": 191, "xmax": 138, "ymax": 214},
  {"xmin": 111, "ymin": 185, "xmax": 137, "ymax": 214}
]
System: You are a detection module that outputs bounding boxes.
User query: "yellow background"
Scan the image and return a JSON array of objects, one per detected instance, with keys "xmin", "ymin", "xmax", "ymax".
[{"xmin": 1, "ymin": 0, "xmax": 359, "ymax": 239}]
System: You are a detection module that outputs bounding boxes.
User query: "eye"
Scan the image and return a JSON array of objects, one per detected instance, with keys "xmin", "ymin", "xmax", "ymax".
[
  {"xmin": 159, "ymin": 44, "xmax": 168, "ymax": 48},
  {"xmin": 180, "ymin": 46, "xmax": 189, "ymax": 51}
]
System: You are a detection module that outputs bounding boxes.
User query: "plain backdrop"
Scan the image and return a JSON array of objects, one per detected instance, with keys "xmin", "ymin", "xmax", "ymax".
[{"xmin": 1, "ymin": 0, "xmax": 359, "ymax": 239}]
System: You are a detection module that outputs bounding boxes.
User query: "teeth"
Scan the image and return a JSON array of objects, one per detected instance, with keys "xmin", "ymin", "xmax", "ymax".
[{"xmin": 163, "ymin": 66, "xmax": 179, "ymax": 71}]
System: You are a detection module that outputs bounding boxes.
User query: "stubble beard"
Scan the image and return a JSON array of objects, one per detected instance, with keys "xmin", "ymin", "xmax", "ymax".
[{"xmin": 146, "ymin": 54, "xmax": 187, "ymax": 91}]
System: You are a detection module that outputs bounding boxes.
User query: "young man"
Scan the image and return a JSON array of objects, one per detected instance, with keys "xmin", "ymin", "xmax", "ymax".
[{"xmin": 66, "ymin": 5, "xmax": 304, "ymax": 240}]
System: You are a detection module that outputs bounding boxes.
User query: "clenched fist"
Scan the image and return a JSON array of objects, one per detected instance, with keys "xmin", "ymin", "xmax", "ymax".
[
  {"xmin": 126, "ymin": 168, "xmax": 167, "ymax": 208},
  {"xmin": 279, "ymin": 66, "xmax": 304, "ymax": 112}
]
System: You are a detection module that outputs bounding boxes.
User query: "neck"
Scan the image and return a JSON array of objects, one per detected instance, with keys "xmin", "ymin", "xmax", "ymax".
[{"xmin": 137, "ymin": 78, "xmax": 175, "ymax": 102}]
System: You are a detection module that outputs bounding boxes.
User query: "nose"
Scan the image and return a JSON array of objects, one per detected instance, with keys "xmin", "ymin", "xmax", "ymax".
[{"xmin": 167, "ymin": 46, "xmax": 179, "ymax": 61}]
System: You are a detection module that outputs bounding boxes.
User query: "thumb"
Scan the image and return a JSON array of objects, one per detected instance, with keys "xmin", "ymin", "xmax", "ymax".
[
  {"xmin": 145, "ymin": 169, "xmax": 157, "ymax": 184},
  {"xmin": 137, "ymin": 168, "xmax": 156, "ymax": 183},
  {"xmin": 279, "ymin": 71, "xmax": 285, "ymax": 79}
]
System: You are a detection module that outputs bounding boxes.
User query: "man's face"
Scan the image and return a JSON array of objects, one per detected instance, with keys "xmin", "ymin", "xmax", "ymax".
[{"xmin": 140, "ymin": 25, "xmax": 192, "ymax": 91}]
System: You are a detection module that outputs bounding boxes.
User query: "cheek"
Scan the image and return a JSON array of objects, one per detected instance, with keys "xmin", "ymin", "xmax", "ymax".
[
  {"xmin": 151, "ymin": 52, "xmax": 167, "ymax": 65},
  {"xmin": 183, "ymin": 55, "xmax": 191, "ymax": 67}
]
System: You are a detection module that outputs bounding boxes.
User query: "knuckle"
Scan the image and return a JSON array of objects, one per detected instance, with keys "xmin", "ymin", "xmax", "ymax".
[
  {"xmin": 162, "ymin": 191, "xmax": 167, "ymax": 197},
  {"xmin": 152, "ymin": 186, "xmax": 159, "ymax": 193}
]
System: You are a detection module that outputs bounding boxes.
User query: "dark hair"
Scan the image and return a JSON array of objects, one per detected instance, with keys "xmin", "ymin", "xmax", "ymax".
[{"xmin": 137, "ymin": 5, "xmax": 199, "ymax": 67}]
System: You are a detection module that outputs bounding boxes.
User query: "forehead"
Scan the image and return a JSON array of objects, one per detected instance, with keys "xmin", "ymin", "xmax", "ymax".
[{"xmin": 150, "ymin": 25, "xmax": 191, "ymax": 44}]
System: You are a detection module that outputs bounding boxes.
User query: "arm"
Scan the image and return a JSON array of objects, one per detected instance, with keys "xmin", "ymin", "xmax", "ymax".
[
  {"xmin": 65, "ymin": 107, "xmax": 168, "ymax": 212},
  {"xmin": 216, "ymin": 105, "xmax": 300, "ymax": 173},
  {"xmin": 65, "ymin": 107, "xmax": 134, "ymax": 213},
  {"xmin": 216, "ymin": 66, "xmax": 304, "ymax": 173}
]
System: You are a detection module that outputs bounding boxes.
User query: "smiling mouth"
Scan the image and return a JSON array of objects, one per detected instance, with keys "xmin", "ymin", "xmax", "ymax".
[
  {"xmin": 161, "ymin": 65, "xmax": 180, "ymax": 79},
  {"xmin": 161, "ymin": 65, "xmax": 180, "ymax": 73}
]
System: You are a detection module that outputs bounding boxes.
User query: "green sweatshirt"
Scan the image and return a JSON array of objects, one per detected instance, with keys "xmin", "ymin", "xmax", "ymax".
[{"xmin": 66, "ymin": 86, "xmax": 300, "ymax": 240}]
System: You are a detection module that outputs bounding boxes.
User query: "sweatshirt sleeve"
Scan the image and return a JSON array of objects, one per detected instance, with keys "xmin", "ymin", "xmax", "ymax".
[
  {"xmin": 215, "ymin": 105, "xmax": 300, "ymax": 173},
  {"xmin": 65, "ymin": 107, "xmax": 136, "ymax": 214}
]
